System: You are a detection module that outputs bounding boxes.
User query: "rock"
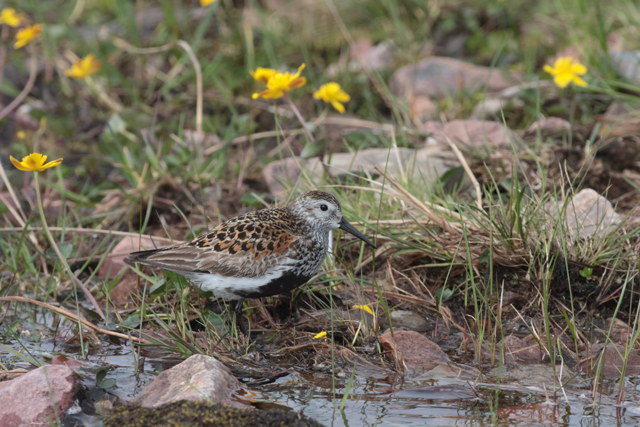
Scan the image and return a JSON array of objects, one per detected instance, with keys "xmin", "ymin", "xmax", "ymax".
[
  {"xmin": 384, "ymin": 310, "xmax": 429, "ymax": 332},
  {"xmin": 129, "ymin": 354, "xmax": 253, "ymax": 409},
  {"xmin": 498, "ymin": 335, "xmax": 541, "ymax": 364},
  {"xmin": 390, "ymin": 57, "xmax": 515, "ymax": 101},
  {"xmin": 108, "ymin": 272, "xmax": 141, "ymax": 308},
  {"xmin": 422, "ymin": 119, "xmax": 513, "ymax": 148},
  {"xmin": 603, "ymin": 102, "xmax": 637, "ymax": 120},
  {"xmin": 549, "ymin": 189, "xmax": 621, "ymax": 241},
  {"xmin": 409, "ymin": 95, "xmax": 436, "ymax": 121},
  {"xmin": 610, "ymin": 51, "xmax": 640, "ymax": 84},
  {"xmin": 578, "ymin": 343, "xmax": 640, "ymax": 377},
  {"xmin": 351, "ymin": 40, "xmax": 395, "ymax": 71},
  {"xmin": 99, "ymin": 236, "xmax": 161, "ymax": 279},
  {"xmin": 525, "ymin": 117, "xmax": 571, "ymax": 135},
  {"xmin": 488, "ymin": 364, "xmax": 575, "ymax": 387},
  {"xmin": 605, "ymin": 317, "xmax": 635, "ymax": 345},
  {"xmin": 0, "ymin": 364, "xmax": 80, "ymax": 427},
  {"xmin": 104, "ymin": 400, "xmax": 325, "ymax": 427},
  {"xmin": 379, "ymin": 330, "xmax": 450, "ymax": 371},
  {"xmin": 470, "ymin": 98, "xmax": 512, "ymax": 119},
  {"xmin": 497, "ymin": 402, "xmax": 566, "ymax": 424},
  {"xmin": 262, "ymin": 146, "xmax": 459, "ymax": 197},
  {"xmin": 327, "ymin": 40, "xmax": 395, "ymax": 77}
]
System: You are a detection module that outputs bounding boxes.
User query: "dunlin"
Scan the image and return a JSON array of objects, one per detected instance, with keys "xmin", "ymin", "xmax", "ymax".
[{"xmin": 125, "ymin": 191, "xmax": 376, "ymax": 336}]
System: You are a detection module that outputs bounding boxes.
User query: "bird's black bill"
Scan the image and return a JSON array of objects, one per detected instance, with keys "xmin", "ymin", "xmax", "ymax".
[{"xmin": 339, "ymin": 218, "xmax": 377, "ymax": 249}]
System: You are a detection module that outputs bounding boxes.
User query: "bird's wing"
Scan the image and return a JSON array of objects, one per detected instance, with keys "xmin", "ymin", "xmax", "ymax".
[{"xmin": 125, "ymin": 213, "xmax": 298, "ymax": 277}]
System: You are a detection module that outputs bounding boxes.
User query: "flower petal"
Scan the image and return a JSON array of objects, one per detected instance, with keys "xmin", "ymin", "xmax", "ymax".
[
  {"xmin": 543, "ymin": 64, "xmax": 556, "ymax": 75},
  {"xmin": 353, "ymin": 304, "xmax": 374, "ymax": 316},
  {"xmin": 571, "ymin": 75, "xmax": 588, "ymax": 87},
  {"xmin": 570, "ymin": 62, "xmax": 587, "ymax": 75},
  {"xmin": 40, "ymin": 158, "xmax": 63, "ymax": 170},
  {"xmin": 331, "ymin": 101, "xmax": 345, "ymax": 113},
  {"xmin": 10, "ymin": 156, "xmax": 31, "ymax": 171},
  {"xmin": 288, "ymin": 77, "xmax": 306, "ymax": 90},
  {"xmin": 554, "ymin": 73, "xmax": 573, "ymax": 88}
]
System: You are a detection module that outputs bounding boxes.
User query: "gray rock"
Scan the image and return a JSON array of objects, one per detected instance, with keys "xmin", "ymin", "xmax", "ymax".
[
  {"xmin": 610, "ymin": 51, "xmax": 640, "ymax": 84},
  {"xmin": 0, "ymin": 364, "xmax": 80, "ymax": 427},
  {"xmin": 129, "ymin": 354, "xmax": 253, "ymax": 409},
  {"xmin": 526, "ymin": 117, "xmax": 571, "ymax": 135},
  {"xmin": 422, "ymin": 119, "xmax": 514, "ymax": 148},
  {"xmin": 390, "ymin": 57, "xmax": 515, "ymax": 100},
  {"xmin": 385, "ymin": 310, "xmax": 429, "ymax": 332},
  {"xmin": 262, "ymin": 146, "xmax": 460, "ymax": 197},
  {"xmin": 548, "ymin": 189, "xmax": 620, "ymax": 241},
  {"xmin": 327, "ymin": 40, "xmax": 396, "ymax": 77},
  {"xmin": 488, "ymin": 364, "xmax": 575, "ymax": 386},
  {"xmin": 578, "ymin": 343, "xmax": 640, "ymax": 377}
]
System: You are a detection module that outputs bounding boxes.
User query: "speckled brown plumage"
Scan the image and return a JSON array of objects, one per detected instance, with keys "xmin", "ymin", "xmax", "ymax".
[{"xmin": 125, "ymin": 190, "xmax": 376, "ymax": 336}]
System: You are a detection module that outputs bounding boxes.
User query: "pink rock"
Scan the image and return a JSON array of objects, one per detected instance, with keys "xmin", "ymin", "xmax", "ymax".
[
  {"xmin": 129, "ymin": 354, "xmax": 253, "ymax": 409},
  {"xmin": 424, "ymin": 119, "xmax": 512, "ymax": 148},
  {"xmin": 526, "ymin": 117, "xmax": 571, "ymax": 134},
  {"xmin": 565, "ymin": 189, "xmax": 620, "ymax": 240},
  {"xmin": 499, "ymin": 335, "xmax": 541, "ymax": 364},
  {"xmin": 379, "ymin": 330, "xmax": 450, "ymax": 371},
  {"xmin": 390, "ymin": 57, "xmax": 515, "ymax": 100},
  {"xmin": 262, "ymin": 146, "xmax": 458, "ymax": 197},
  {"xmin": 99, "ymin": 236, "xmax": 162, "ymax": 279},
  {"xmin": 0, "ymin": 365, "xmax": 80, "ymax": 427},
  {"xmin": 578, "ymin": 343, "xmax": 640, "ymax": 377}
]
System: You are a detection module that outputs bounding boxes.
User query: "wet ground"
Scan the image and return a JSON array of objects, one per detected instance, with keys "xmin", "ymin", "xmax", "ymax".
[{"xmin": 3, "ymin": 301, "xmax": 640, "ymax": 427}]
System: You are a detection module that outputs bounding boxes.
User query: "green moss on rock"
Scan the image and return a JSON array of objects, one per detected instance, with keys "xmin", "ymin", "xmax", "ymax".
[{"xmin": 103, "ymin": 400, "xmax": 325, "ymax": 427}]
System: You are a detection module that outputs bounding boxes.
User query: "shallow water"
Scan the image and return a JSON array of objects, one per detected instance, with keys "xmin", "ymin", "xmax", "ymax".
[{"xmin": 2, "ymin": 303, "xmax": 640, "ymax": 427}]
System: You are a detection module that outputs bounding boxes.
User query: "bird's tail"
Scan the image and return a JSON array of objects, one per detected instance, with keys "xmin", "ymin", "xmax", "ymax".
[{"xmin": 124, "ymin": 248, "xmax": 165, "ymax": 267}]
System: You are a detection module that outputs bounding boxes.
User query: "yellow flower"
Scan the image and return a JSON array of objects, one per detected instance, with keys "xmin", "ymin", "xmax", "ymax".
[
  {"xmin": 200, "ymin": 0, "xmax": 216, "ymax": 5},
  {"xmin": 65, "ymin": 54, "xmax": 102, "ymax": 79},
  {"xmin": 14, "ymin": 24, "xmax": 41, "ymax": 49},
  {"xmin": 16, "ymin": 131, "xmax": 25, "ymax": 139},
  {"xmin": 0, "ymin": 8, "xmax": 26, "ymax": 27},
  {"xmin": 10, "ymin": 153, "xmax": 63, "ymax": 172},
  {"xmin": 313, "ymin": 331, "xmax": 328, "ymax": 341},
  {"xmin": 252, "ymin": 64, "xmax": 306, "ymax": 99},
  {"xmin": 352, "ymin": 304, "xmax": 374, "ymax": 316},
  {"xmin": 250, "ymin": 67, "xmax": 278, "ymax": 83},
  {"xmin": 313, "ymin": 82, "xmax": 350, "ymax": 113},
  {"xmin": 543, "ymin": 56, "xmax": 587, "ymax": 88}
]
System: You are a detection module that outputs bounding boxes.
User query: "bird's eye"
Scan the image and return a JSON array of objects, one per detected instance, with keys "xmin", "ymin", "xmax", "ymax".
[{"xmin": 320, "ymin": 204, "xmax": 328, "ymax": 211}]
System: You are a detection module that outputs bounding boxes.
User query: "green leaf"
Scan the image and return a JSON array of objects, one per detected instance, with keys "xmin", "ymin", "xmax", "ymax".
[
  {"xmin": 106, "ymin": 113, "xmax": 127, "ymax": 134},
  {"xmin": 240, "ymin": 192, "xmax": 267, "ymax": 208},
  {"xmin": 300, "ymin": 137, "xmax": 329, "ymax": 159},
  {"xmin": 96, "ymin": 366, "xmax": 116, "ymax": 389},
  {"xmin": 149, "ymin": 278, "xmax": 168, "ymax": 297},
  {"xmin": 45, "ymin": 243, "xmax": 75, "ymax": 260},
  {"xmin": 579, "ymin": 267, "xmax": 593, "ymax": 280},
  {"xmin": 434, "ymin": 287, "xmax": 453, "ymax": 301}
]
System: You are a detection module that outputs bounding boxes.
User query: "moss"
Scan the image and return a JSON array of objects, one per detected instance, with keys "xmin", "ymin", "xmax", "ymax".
[{"xmin": 103, "ymin": 400, "xmax": 325, "ymax": 427}]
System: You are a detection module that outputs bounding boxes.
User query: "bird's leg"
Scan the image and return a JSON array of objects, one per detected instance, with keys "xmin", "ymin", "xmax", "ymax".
[{"xmin": 234, "ymin": 299, "xmax": 249, "ymax": 337}]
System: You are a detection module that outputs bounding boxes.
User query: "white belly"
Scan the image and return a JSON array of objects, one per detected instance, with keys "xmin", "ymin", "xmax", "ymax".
[{"xmin": 181, "ymin": 267, "xmax": 288, "ymax": 300}]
